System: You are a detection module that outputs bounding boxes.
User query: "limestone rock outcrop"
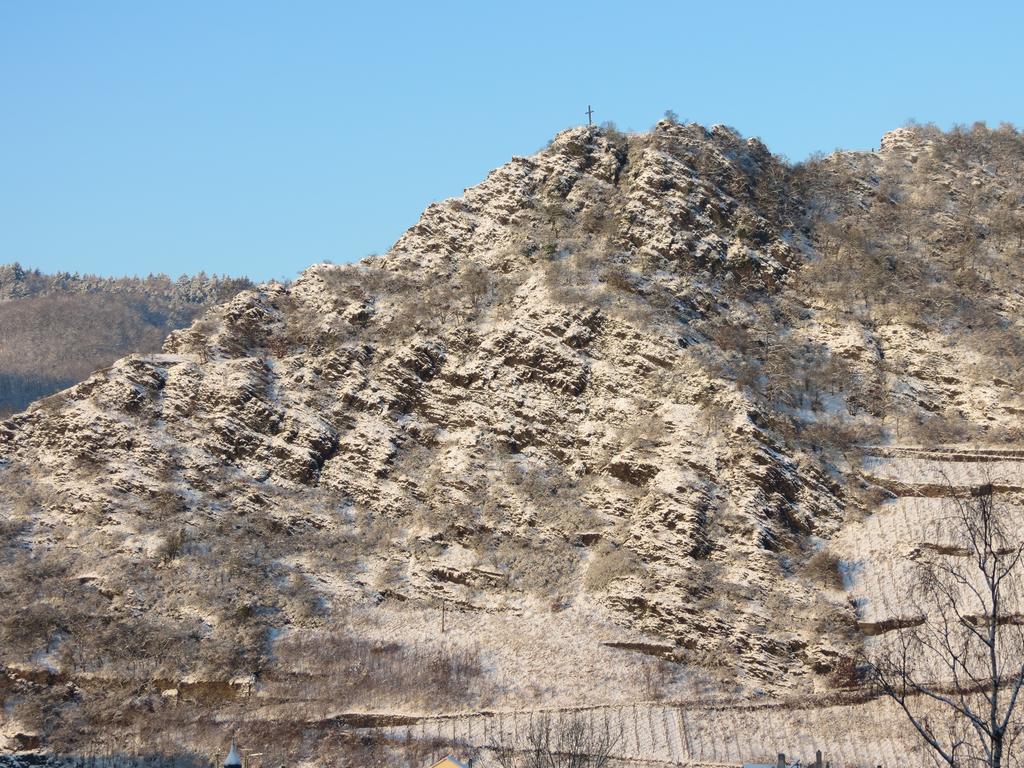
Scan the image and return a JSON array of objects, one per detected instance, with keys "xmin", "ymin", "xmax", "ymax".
[{"xmin": 2, "ymin": 119, "xmax": 1023, "ymax": 757}]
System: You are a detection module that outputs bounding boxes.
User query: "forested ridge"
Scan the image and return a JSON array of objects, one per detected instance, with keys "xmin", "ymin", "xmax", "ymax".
[{"xmin": 0, "ymin": 264, "xmax": 252, "ymax": 416}]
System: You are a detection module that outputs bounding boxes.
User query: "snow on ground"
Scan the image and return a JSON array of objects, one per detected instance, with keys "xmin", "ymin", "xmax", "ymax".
[
  {"xmin": 365, "ymin": 696, "xmax": 935, "ymax": 767},
  {"xmin": 335, "ymin": 594, "xmax": 704, "ymax": 710}
]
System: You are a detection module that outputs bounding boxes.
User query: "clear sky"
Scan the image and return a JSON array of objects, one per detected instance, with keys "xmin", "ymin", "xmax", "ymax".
[{"xmin": 1, "ymin": 1, "xmax": 1022, "ymax": 282}]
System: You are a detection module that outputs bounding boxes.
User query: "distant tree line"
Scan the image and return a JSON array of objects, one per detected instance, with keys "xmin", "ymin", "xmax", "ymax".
[{"xmin": 0, "ymin": 264, "xmax": 252, "ymax": 416}]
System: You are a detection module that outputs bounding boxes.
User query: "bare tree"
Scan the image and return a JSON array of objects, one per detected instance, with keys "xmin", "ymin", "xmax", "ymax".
[
  {"xmin": 458, "ymin": 262, "xmax": 494, "ymax": 312},
  {"xmin": 493, "ymin": 713, "xmax": 619, "ymax": 768},
  {"xmin": 865, "ymin": 484, "xmax": 1024, "ymax": 767}
]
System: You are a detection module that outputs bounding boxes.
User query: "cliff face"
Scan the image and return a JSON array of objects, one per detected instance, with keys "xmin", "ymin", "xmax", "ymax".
[{"xmin": 1, "ymin": 120, "xmax": 1022, "ymax": 758}]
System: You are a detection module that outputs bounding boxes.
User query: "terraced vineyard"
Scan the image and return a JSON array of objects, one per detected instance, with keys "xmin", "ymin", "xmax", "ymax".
[
  {"xmin": 343, "ymin": 446, "xmax": 1024, "ymax": 768},
  {"xmin": 837, "ymin": 446, "xmax": 1024, "ymax": 631},
  {"xmin": 359, "ymin": 697, "xmax": 921, "ymax": 767}
]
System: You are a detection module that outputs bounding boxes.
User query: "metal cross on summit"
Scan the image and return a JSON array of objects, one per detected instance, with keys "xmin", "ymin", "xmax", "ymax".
[{"xmin": 586, "ymin": 105, "xmax": 594, "ymax": 126}]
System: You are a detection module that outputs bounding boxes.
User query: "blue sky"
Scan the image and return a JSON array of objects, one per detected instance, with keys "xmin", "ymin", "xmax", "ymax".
[{"xmin": 1, "ymin": 1, "xmax": 1022, "ymax": 282}]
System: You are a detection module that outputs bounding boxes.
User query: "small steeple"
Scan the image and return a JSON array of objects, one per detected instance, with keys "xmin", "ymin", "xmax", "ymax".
[{"xmin": 224, "ymin": 739, "xmax": 242, "ymax": 768}]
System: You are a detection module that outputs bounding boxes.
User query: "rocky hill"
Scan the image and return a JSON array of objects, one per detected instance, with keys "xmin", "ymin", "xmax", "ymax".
[
  {"xmin": 0, "ymin": 119, "xmax": 1022, "ymax": 765},
  {"xmin": 0, "ymin": 266, "xmax": 252, "ymax": 417}
]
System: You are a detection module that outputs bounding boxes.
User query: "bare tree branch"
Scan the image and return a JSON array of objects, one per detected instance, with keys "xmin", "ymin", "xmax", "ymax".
[{"xmin": 864, "ymin": 480, "xmax": 1024, "ymax": 768}]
